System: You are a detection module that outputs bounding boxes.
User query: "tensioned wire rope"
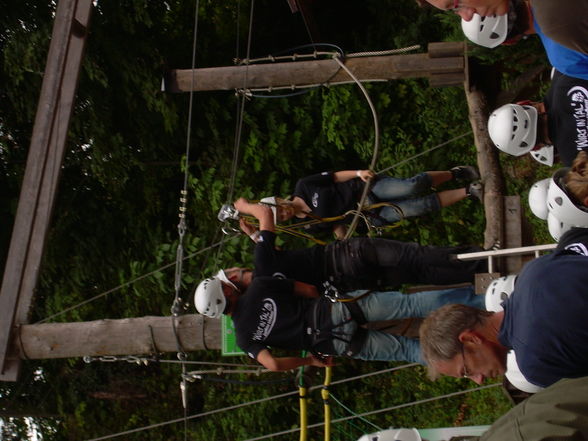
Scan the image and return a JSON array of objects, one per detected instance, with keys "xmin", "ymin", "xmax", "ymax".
[{"xmin": 85, "ymin": 363, "xmax": 419, "ymax": 441}]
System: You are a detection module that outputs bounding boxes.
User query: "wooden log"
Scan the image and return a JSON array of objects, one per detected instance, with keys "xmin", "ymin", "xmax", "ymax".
[
  {"xmin": 428, "ymin": 71, "xmax": 466, "ymax": 87},
  {"xmin": 464, "ymin": 83, "xmax": 506, "ymax": 250},
  {"xmin": 9, "ymin": 315, "xmax": 221, "ymax": 360},
  {"xmin": 428, "ymin": 41, "xmax": 466, "ymax": 58},
  {"xmin": 166, "ymin": 54, "xmax": 464, "ymax": 92}
]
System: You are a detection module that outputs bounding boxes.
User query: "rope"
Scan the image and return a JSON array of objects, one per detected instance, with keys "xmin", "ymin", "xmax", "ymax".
[
  {"xmin": 243, "ymin": 383, "xmax": 501, "ymax": 441},
  {"xmin": 34, "ymin": 236, "xmax": 239, "ymax": 324},
  {"xmin": 328, "ymin": 393, "xmax": 383, "ymax": 432},
  {"xmin": 85, "ymin": 363, "xmax": 419, "ymax": 441},
  {"xmin": 173, "ymin": 2, "xmax": 202, "ymax": 437},
  {"xmin": 347, "ymin": 46, "xmax": 421, "ymax": 57}
]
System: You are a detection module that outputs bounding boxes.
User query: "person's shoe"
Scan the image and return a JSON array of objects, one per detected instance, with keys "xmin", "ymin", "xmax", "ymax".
[
  {"xmin": 451, "ymin": 165, "xmax": 480, "ymax": 182},
  {"xmin": 466, "ymin": 181, "xmax": 484, "ymax": 202}
]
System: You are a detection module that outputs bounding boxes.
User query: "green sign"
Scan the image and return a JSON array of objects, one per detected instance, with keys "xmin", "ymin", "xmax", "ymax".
[{"xmin": 222, "ymin": 315, "xmax": 245, "ymax": 356}]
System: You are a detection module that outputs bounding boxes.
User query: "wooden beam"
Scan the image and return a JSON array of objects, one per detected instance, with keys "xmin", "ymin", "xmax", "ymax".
[
  {"xmin": 165, "ymin": 53, "xmax": 464, "ymax": 93},
  {"xmin": 0, "ymin": 0, "xmax": 93, "ymax": 381},
  {"xmin": 9, "ymin": 315, "xmax": 221, "ymax": 360}
]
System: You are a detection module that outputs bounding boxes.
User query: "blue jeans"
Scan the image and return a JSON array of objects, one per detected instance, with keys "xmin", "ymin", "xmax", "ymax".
[
  {"xmin": 330, "ymin": 286, "xmax": 484, "ymax": 363},
  {"xmin": 369, "ymin": 173, "xmax": 441, "ymax": 225}
]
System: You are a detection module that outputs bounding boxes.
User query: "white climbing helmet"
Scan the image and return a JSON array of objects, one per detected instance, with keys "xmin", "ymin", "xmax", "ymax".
[
  {"xmin": 547, "ymin": 212, "xmax": 572, "ymax": 242},
  {"xmin": 505, "ymin": 351, "xmax": 544, "ymax": 393},
  {"xmin": 529, "ymin": 144, "xmax": 554, "ymax": 166},
  {"xmin": 528, "ymin": 178, "xmax": 550, "ymax": 220},
  {"xmin": 259, "ymin": 196, "xmax": 278, "ymax": 224},
  {"xmin": 357, "ymin": 428, "xmax": 421, "ymax": 441},
  {"xmin": 461, "ymin": 14, "xmax": 508, "ymax": 48},
  {"xmin": 488, "ymin": 104, "xmax": 538, "ymax": 156},
  {"xmin": 546, "ymin": 168, "xmax": 588, "ymax": 228},
  {"xmin": 194, "ymin": 277, "xmax": 225, "ymax": 318},
  {"xmin": 485, "ymin": 275, "xmax": 517, "ymax": 312}
]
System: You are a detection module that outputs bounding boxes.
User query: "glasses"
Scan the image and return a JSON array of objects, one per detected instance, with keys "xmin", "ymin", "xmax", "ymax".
[
  {"xmin": 461, "ymin": 344, "xmax": 471, "ymax": 379},
  {"xmin": 448, "ymin": 0, "xmax": 463, "ymax": 11},
  {"xmin": 448, "ymin": 0, "xmax": 460, "ymax": 10}
]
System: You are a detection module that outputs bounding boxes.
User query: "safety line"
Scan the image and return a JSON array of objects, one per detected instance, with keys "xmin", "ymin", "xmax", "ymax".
[
  {"xmin": 84, "ymin": 363, "xmax": 419, "ymax": 441},
  {"xmin": 331, "ymin": 54, "xmax": 379, "ymax": 239}
]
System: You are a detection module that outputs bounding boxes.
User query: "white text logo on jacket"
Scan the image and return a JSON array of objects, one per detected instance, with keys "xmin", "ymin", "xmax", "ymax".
[{"xmin": 252, "ymin": 299, "xmax": 277, "ymax": 341}]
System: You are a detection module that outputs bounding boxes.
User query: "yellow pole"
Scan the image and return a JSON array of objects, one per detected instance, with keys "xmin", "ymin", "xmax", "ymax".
[
  {"xmin": 299, "ymin": 385, "xmax": 308, "ymax": 441},
  {"xmin": 321, "ymin": 367, "xmax": 333, "ymax": 441}
]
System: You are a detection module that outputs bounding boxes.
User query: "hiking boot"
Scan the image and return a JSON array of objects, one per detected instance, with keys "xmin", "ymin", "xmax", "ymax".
[
  {"xmin": 451, "ymin": 165, "xmax": 480, "ymax": 182},
  {"xmin": 466, "ymin": 181, "xmax": 484, "ymax": 202}
]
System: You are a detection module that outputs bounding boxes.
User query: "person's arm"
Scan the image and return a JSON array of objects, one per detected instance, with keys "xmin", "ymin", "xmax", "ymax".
[
  {"xmin": 256, "ymin": 349, "xmax": 335, "ymax": 372},
  {"xmin": 239, "ymin": 218, "xmax": 262, "ymax": 243},
  {"xmin": 333, "ymin": 170, "xmax": 374, "ymax": 183},
  {"xmin": 292, "ymin": 280, "xmax": 320, "ymax": 298},
  {"xmin": 234, "ymin": 197, "xmax": 275, "ymax": 232}
]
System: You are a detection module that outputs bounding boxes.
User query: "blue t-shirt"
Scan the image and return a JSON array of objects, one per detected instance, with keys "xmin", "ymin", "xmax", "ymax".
[
  {"xmin": 534, "ymin": 15, "xmax": 588, "ymax": 81},
  {"xmin": 498, "ymin": 228, "xmax": 588, "ymax": 388}
]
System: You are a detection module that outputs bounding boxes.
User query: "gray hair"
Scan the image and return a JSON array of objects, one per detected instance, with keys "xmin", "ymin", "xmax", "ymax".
[{"xmin": 419, "ymin": 304, "xmax": 493, "ymax": 379}]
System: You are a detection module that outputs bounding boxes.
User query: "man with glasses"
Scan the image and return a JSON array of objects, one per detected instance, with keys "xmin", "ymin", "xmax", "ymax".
[
  {"xmin": 418, "ymin": 226, "xmax": 588, "ymax": 388},
  {"xmin": 419, "ymin": 0, "xmax": 588, "ymax": 57}
]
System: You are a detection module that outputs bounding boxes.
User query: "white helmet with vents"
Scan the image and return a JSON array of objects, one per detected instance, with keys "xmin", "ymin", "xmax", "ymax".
[
  {"xmin": 194, "ymin": 277, "xmax": 225, "ymax": 318},
  {"xmin": 547, "ymin": 212, "xmax": 572, "ymax": 242},
  {"xmin": 546, "ymin": 168, "xmax": 588, "ymax": 230},
  {"xmin": 485, "ymin": 275, "xmax": 517, "ymax": 312},
  {"xmin": 529, "ymin": 144, "xmax": 554, "ymax": 166},
  {"xmin": 461, "ymin": 14, "xmax": 508, "ymax": 48},
  {"xmin": 528, "ymin": 178, "xmax": 550, "ymax": 220},
  {"xmin": 488, "ymin": 104, "xmax": 538, "ymax": 156},
  {"xmin": 357, "ymin": 428, "xmax": 421, "ymax": 441}
]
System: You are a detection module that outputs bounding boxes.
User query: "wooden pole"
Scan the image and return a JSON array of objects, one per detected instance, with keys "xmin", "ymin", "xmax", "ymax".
[
  {"xmin": 9, "ymin": 315, "xmax": 221, "ymax": 360},
  {"xmin": 0, "ymin": 0, "xmax": 93, "ymax": 382},
  {"xmin": 464, "ymin": 83, "xmax": 505, "ymax": 250},
  {"xmin": 165, "ymin": 43, "xmax": 466, "ymax": 92}
]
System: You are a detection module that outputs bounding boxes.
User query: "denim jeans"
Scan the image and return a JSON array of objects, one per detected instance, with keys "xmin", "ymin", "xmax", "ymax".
[
  {"xmin": 369, "ymin": 173, "xmax": 441, "ymax": 225},
  {"xmin": 330, "ymin": 286, "xmax": 484, "ymax": 363}
]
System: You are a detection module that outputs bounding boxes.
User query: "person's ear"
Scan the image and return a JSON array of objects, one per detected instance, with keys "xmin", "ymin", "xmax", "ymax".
[
  {"xmin": 583, "ymin": 196, "xmax": 588, "ymax": 208},
  {"xmin": 458, "ymin": 329, "xmax": 483, "ymax": 345}
]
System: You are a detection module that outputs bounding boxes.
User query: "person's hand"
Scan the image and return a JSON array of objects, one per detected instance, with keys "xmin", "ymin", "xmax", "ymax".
[
  {"xmin": 357, "ymin": 170, "xmax": 375, "ymax": 182},
  {"xmin": 233, "ymin": 197, "xmax": 249, "ymax": 212},
  {"xmin": 333, "ymin": 224, "xmax": 348, "ymax": 240},
  {"xmin": 239, "ymin": 218, "xmax": 257, "ymax": 236},
  {"xmin": 308, "ymin": 354, "xmax": 336, "ymax": 368}
]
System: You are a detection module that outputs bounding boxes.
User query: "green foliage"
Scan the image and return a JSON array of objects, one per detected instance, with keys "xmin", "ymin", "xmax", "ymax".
[{"xmin": 0, "ymin": 0, "xmax": 554, "ymax": 439}]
